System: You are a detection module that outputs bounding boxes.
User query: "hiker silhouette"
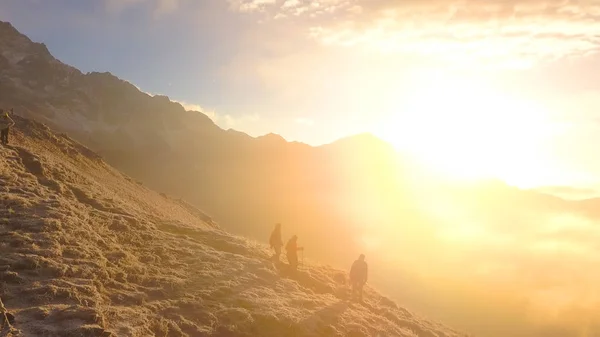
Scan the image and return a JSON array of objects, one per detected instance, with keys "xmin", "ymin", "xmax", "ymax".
[
  {"xmin": 349, "ymin": 254, "xmax": 368, "ymax": 302},
  {"xmin": 0, "ymin": 109, "xmax": 15, "ymax": 146},
  {"xmin": 285, "ymin": 235, "xmax": 303, "ymax": 271},
  {"xmin": 269, "ymin": 223, "xmax": 283, "ymax": 261}
]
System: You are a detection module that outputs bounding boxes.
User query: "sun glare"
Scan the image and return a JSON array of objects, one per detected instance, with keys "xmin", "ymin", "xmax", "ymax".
[{"xmin": 378, "ymin": 74, "xmax": 564, "ymax": 188}]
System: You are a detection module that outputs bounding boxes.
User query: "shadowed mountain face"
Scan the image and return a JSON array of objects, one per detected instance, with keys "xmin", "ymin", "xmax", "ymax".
[
  {"xmin": 3, "ymin": 20, "xmax": 600, "ymax": 337},
  {"xmin": 0, "ymin": 114, "xmax": 464, "ymax": 336}
]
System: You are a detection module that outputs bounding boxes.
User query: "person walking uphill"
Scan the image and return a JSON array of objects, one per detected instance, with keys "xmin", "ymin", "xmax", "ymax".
[
  {"xmin": 349, "ymin": 254, "xmax": 368, "ymax": 302},
  {"xmin": 285, "ymin": 235, "xmax": 303, "ymax": 272},
  {"xmin": 0, "ymin": 109, "xmax": 15, "ymax": 146},
  {"xmin": 269, "ymin": 223, "xmax": 283, "ymax": 261}
]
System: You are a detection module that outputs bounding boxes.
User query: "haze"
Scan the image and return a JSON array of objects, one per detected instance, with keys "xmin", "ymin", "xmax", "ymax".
[{"xmin": 3, "ymin": 0, "xmax": 600, "ymax": 336}]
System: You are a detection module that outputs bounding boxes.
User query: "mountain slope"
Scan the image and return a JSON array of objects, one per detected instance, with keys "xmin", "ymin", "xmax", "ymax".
[{"xmin": 0, "ymin": 115, "xmax": 464, "ymax": 336}]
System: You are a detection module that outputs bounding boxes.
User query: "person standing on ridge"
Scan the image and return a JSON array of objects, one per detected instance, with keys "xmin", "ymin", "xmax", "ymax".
[
  {"xmin": 349, "ymin": 254, "xmax": 368, "ymax": 302},
  {"xmin": 0, "ymin": 109, "xmax": 15, "ymax": 146},
  {"xmin": 285, "ymin": 235, "xmax": 303, "ymax": 271},
  {"xmin": 269, "ymin": 223, "xmax": 283, "ymax": 261}
]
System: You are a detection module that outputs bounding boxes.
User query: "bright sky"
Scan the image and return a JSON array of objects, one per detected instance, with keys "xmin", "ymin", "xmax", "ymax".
[{"xmin": 3, "ymin": 0, "xmax": 600, "ymax": 188}]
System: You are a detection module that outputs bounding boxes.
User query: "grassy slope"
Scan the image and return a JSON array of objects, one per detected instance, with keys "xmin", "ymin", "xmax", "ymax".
[{"xmin": 0, "ymin": 117, "xmax": 464, "ymax": 337}]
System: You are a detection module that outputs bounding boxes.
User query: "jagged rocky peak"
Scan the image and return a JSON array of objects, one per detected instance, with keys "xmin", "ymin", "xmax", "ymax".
[
  {"xmin": 85, "ymin": 71, "xmax": 135, "ymax": 87},
  {"xmin": 0, "ymin": 20, "xmax": 20, "ymax": 36},
  {"xmin": 0, "ymin": 21, "xmax": 53, "ymax": 64},
  {"xmin": 85, "ymin": 71, "xmax": 130, "ymax": 84},
  {"xmin": 152, "ymin": 94, "xmax": 171, "ymax": 102},
  {"xmin": 257, "ymin": 132, "xmax": 287, "ymax": 143},
  {"xmin": 84, "ymin": 71, "xmax": 144, "ymax": 97},
  {"xmin": 151, "ymin": 95, "xmax": 179, "ymax": 110},
  {"xmin": 0, "ymin": 21, "xmax": 80, "ymax": 89}
]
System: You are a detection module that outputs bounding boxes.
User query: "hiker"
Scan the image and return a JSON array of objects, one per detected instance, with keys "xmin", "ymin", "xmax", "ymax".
[
  {"xmin": 0, "ymin": 109, "xmax": 15, "ymax": 145},
  {"xmin": 285, "ymin": 235, "xmax": 303, "ymax": 271},
  {"xmin": 0, "ymin": 296, "xmax": 15, "ymax": 328},
  {"xmin": 269, "ymin": 223, "xmax": 283, "ymax": 261},
  {"xmin": 349, "ymin": 254, "xmax": 368, "ymax": 302}
]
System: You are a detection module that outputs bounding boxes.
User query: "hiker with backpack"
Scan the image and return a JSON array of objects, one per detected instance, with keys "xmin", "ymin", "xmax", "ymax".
[
  {"xmin": 269, "ymin": 223, "xmax": 283, "ymax": 261},
  {"xmin": 349, "ymin": 254, "xmax": 368, "ymax": 302},
  {"xmin": 285, "ymin": 235, "xmax": 304, "ymax": 271},
  {"xmin": 0, "ymin": 109, "xmax": 15, "ymax": 146}
]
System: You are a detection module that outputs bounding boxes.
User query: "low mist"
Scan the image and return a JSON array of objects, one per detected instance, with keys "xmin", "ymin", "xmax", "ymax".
[{"xmin": 344, "ymin": 166, "xmax": 600, "ymax": 337}]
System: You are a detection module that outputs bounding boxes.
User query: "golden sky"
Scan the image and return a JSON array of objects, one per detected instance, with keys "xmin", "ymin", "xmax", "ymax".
[{"xmin": 223, "ymin": 0, "xmax": 600, "ymax": 188}]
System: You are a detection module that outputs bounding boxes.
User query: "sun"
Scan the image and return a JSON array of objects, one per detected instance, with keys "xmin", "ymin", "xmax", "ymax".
[{"xmin": 377, "ymin": 75, "xmax": 564, "ymax": 188}]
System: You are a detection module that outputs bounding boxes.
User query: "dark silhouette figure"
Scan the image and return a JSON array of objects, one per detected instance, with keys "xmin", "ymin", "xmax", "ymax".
[
  {"xmin": 349, "ymin": 254, "xmax": 368, "ymax": 302},
  {"xmin": 0, "ymin": 109, "xmax": 15, "ymax": 145},
  {"xmin": 269, "ymin": 223, "xmax": 283, "ymax": 261},
  {"xmin": 285, "ymin": 235, "xmax": 303, "ymax": 271},
  {"xmin": 0, "ymin": 296, "xmax": 15, "ymax": 328}
]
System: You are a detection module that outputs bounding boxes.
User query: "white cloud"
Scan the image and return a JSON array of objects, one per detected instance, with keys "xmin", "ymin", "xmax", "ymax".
[
  {"xmin": 281, "ymin": 0, "xmax": 300, "ymax": 10},
  {"xmin": 347, "ymin": 5, "xmax": 362, "ymax": 14},
  {"xmin": 223, "ymin": 113, "xmax": 260, "ymax": 129},
  {"xmin": 229, "ymin": 0, "xmax": 351, "ymax": 16},
  {"xmin": 230, "ymin": 0, "xmax": 600, "ymax": 69},
  {"xmin": 228, "ymin": 0, "xmax": 277, "ymax": 13},
  {"xmin": 104, "ymin": 0, "xmax": 181, "ymax": 17},
  {"xmin": 310, "ymin": 1, "xmax": 600, "ymax": 68},
  {"xmin": 175, "ymin": 100, "xmax": 261, "ymax": 131},
  {"xmin": 177, "ymin": 101, "xmax": 203, "ymax": 112},
  {"xmin": 174, "ymin": 100, "xmax": 219, "ymax": 123}
]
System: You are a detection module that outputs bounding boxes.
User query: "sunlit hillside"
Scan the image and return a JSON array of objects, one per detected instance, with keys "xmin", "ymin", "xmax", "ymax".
[{"xmin": 0, "ymin": 115, "xmax": 466, "ymax": 337}]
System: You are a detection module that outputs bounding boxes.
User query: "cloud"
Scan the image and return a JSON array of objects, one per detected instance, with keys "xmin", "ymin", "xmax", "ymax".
[
  {"xmin": 534, "ymin": 185, "xmax": 600, "ymax": 200},
  {"xmin": 373, "ymin": 184, "xmax": 600, "ymax": 335},
  {"xmin": 231, "ymin": 0, "xmax": 600, "ymax": 69},
  {"xmin": 228, "ymin": 0, "xmax": 277, "ymax": 13},
  {"xmin": 281, "ymin": 0, "xmax": 300, "ymax": 10},
  {"xmin": 222, "ymin": 113, "xmax": 260, "ymax": 129},
  {"xmin": 230, "ymin": 0, "xmax": 352, "ymax": 17},
  {"xmin": 104, "ymin": 0, "xmax": 181, "ymax": 17},
  {"xmin": 175, "ymin": 100, "xmax": 261, "ymax": 131},
  {"xmin": 177, "ymin": 100, "xmax": 204, "ymax": 113},
  {"xmin": 174, "ymin": 100, "xmax": 218, "ymax": 123}
]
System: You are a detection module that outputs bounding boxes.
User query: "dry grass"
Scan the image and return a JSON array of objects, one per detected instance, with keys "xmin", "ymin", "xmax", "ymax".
[{"xmin": 0, "ymin": 118, "xmax": 465, "ymax": 337}]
